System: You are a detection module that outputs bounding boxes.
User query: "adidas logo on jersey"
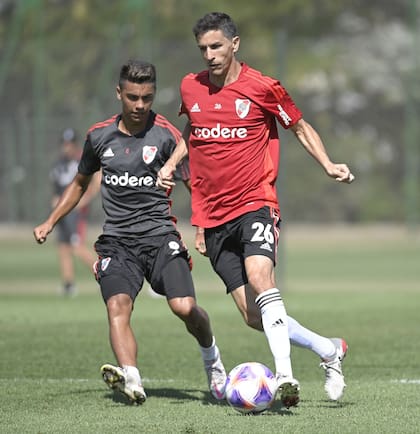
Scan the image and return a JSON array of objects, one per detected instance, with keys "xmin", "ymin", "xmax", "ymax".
[
  {"xmin": 103, "ymin": 147, "xmax": 114, "ymax": 158},
  {"xmin": 259, "ymin": 242, "xmax": 272, "ymax": 252},
  {"xmin": 191, "ymin": 102, "xmax": 201, "ymax": 112}
]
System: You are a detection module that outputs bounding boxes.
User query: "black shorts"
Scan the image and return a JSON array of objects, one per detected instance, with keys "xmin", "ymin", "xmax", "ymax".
[
  {"xmin": 205, "ymin": 206, "xmax": 280, "ymax": 293},
  {"xmin": 56, "ymin": 210, "xmax": 85, "ymax": 245},
  {"xmin": 93, "ymin": 233, "xmax": 195, "ymax": 302}
]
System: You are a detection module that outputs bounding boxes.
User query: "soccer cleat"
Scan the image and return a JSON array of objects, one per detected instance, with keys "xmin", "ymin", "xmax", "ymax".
[
  {"xmin": 100, "ymin": 364, "xmax": 147, "ymax": 405},
  {"xmin": 122, "ymin": 383, "xmax": 147, "ymax": 405},
  {"xmin": 320, "ymin": 338, "xmax": 348, "ymax": 401},
  {"xmin": 276, "ymin": 376, "xmax": 300, "ymax": 408},
  {"xmin": 101, "ymin": 364, "xmax": 125, "ymax": 390},
  {"xmin": 61, "ymin": 282, "xmax": 77, "ymax": 296},
  {"xmin": 204, "ymin": 351, "xmax": 227, "ymax": 400}
]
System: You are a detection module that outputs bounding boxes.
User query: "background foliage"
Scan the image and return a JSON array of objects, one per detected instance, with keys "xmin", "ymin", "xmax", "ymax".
[{"xmin": 0, "ymin": 0, "xmax": 419, "ymax": 224}]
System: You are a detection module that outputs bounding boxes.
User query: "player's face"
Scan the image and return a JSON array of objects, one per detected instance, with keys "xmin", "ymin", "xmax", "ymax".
[
  {"xmin": 61, "ymin": 141, "xmax": 78, "ymax": 160},
  {"xmin": 117, "ymin": 80, "xmax": 155, "ymax": 128},
  {"xmin": 197, "ymin": 30, "xmax": 239, "ymax": 80}
]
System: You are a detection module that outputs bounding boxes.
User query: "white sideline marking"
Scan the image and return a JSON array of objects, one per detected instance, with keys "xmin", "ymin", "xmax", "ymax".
[
  {"xmin": 0, "ymin": 377, "xmax": 175, "ymax": 383},
  {"xmin": 143, "ymin": 378, "xmax": 175, "ymax": 383},
  {"xmin": 391, "ymin": 379, "xmax": 420, "ymax": 384},
  {"xmin": 0, "ymin": 378, "xmax": 90, "ymax": 383}
]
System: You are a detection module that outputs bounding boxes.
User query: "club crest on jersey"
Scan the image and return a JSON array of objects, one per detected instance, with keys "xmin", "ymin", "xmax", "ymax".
[
  {"xmin": 235, "ymin": 99, "xmax": 251, "ymax": 119},
  {"xmin": 142, "ymin": 146, "xmax": 158, "ymax": 164},
  {"xmin": 101, "ymin": 257, "xmax": 111, "ymax": 271},
  {"xmin": 168, "ymin": 241, "xmax": 180, "ymax": 255}
]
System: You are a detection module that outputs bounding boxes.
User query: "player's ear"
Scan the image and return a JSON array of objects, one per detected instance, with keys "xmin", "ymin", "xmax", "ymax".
[
  {"xmin": 232, "ymin": 36, "xmax": 240, "ymax": 53},
  {"xmin": 116, "ymin": 86, "xmax": 122, "ymax": 100}
]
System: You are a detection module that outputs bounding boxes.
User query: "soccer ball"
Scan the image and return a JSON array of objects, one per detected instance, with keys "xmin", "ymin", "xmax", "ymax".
[{"xmin": 225, "ymin": 362, "xmax": 277, "ymax": 414}]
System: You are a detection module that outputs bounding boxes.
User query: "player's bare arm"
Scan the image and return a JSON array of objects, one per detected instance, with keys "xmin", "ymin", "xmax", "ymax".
[
  {"xmin": 195, "ymin": 227, "xmax": 207, "ymax": 255},
  {"xmin": 76, "ymin": 170, "xmax": 101, "ymax": 209},
  {"xmin": 180, "ymin": 176, "xmax": 207, "ymax": 255},
  {"xmin": 156, "ymin": 124, "xmax": 190, "ymax": 189},
  {"xmin": 33, "ymin": 173, "xmax": 92, "ymax": 244},
  {"xmin": 291, "ymin": 118, "xmax": 355, "ymax": 183}
]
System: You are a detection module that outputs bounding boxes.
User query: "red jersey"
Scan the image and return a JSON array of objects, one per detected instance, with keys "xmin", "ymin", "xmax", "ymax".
[{"xmin": 180, "ymin": 63, "xmax": 302, "ymax": 228}]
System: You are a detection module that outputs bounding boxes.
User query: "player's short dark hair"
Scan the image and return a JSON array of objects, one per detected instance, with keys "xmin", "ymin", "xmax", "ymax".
[
  {"xmin": 119, "ymin": 60, "xmax": 156, "ymax": 88},
  {"xmin": 193, "ymin": 12, "xmax": 238, "ymax": 40}
]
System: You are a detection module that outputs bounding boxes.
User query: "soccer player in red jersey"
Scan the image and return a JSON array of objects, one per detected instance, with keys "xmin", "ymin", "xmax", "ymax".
[
  {"xmin": 157, "ymin": 12, "xmax": 354, "ymax": 407},
  {"xmin": 34, "ymin": 60, "xmax": 227, "ymax": 405}
]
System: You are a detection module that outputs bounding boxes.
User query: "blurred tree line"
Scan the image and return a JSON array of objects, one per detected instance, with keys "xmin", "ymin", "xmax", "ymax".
[{"xmin": 0, "ymin": 0, "xmax": 419, "ymax": 225}]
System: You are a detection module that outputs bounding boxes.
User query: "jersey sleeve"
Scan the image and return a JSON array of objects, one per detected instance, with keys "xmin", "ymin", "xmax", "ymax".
[
  {"xmin": 155, "ymin": 112, "xmax": 189, "ymax": 182},
  {"xmin": 264, "ymin": 80, "xmax": 302, "ymax": 129},
  {"xmin": 179, "ymin": 101, "xmax": 188, "ymax": 118},
  {"xmin": 178, "ymin": 75, "xmax": 192, "ymax": 119},
  {"xmin": 77, "ymin": 134, "xmax": 101, "ymax": 175},
  {"xmin": 156, "ymin": 115, "xmax": 183, "ymax": 163}
]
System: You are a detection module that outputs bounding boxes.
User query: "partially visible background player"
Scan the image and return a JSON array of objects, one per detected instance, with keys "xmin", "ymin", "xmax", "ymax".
[{"xmin": 49, "ymin": 128, "xmax": 99, "ymax": 295}]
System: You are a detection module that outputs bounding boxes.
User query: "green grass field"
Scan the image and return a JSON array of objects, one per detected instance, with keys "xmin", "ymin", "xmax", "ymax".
[{"xmin": 0, "ymin": 224, "xmax": 419, "ymax": 433}]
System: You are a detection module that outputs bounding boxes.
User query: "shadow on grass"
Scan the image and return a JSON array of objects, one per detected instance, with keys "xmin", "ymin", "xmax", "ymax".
[
  {"xmin": 240, "ymin": 398, "xmax": 353, "ymax": 417},
  {"xmin": 103, "ymin": 386, "xmax": 221, "ymax": 406},
  {"xmin": 59, "ymin": 384, "xmax": 352, "ymax": 415},
  {"xmin": 307, "ymin": 398, "xmax": 355, "ymax": 409},
  {"xmin": 143, "ymin": 386, "xmax": 210, "ymax": 403},
  {"xmin": 103, "ymin": 386, "xmax": 305, "ymax": 416}
]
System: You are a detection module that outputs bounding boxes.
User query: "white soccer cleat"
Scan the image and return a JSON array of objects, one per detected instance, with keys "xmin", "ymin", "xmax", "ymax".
[
  {"xmin": 101, "ymin": 363, "xmax": 125, "ymax": 390},
  {"xmin": 100, "ymin": 364, "xmax": 146, "ymax": 405},
  {"xmin": 121, "ymin": 382, "xmax": 147, "ymax": 405},
  {"xmin": 320, "ymin": 338, "xmax": 348, "ymax": 401},
  {"xmin": 276, "ymin": 375, "xmax": 300, "ymax": 408},
  {"xmin": 204, "ymin": 350, "xmax": 227, "ymax": 400}
]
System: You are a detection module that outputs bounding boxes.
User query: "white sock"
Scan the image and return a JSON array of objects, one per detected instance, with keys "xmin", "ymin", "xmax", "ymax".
[
  {"xmin": 122, "ymin": 365, "xmax": 142, "ymax": 385},
  {"xmin": 200, "ymin": 336, "xmax": 218, "ymax": 362},
  {"xmin": 255, "ymin": 288, "xmax": 293, "ymax": 378},
  {"xmin": 287, "ymin": 316, "xmax": 336, "ymax": 360}
]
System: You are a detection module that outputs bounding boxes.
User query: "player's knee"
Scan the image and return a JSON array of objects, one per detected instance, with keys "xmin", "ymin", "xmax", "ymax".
[
  {"xmin": 169, "ymin": 297, "xmax": 195, "ymax": 319},
  {"xmin": 245, "ymin": 258, "xmax": 275, "ymax": 292},
  {"xmin": 106, "ymin": 293, "xmax": 133, "ymax": 319}
]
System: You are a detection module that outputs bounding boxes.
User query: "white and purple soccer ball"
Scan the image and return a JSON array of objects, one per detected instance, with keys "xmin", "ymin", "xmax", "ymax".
[{"xmin": 225, "ymin": 362, "xmax": 277, "ymax": 414}]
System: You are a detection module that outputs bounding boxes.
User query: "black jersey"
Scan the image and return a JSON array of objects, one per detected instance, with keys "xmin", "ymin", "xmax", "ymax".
[
  {"xmin": 78, "ymin": 112, "xmax": 188, "ymax": 238},
  {"xmin": 50, "ymin": 157, "xmax": 79, "ymax": 195}
]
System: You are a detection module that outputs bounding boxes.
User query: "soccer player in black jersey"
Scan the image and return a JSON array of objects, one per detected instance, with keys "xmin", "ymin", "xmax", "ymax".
[
  {"xmin": 33, "ymin": 60, "xmax": 227, "ymax": 405},
  {"xmin": 50, "ymin": 128, "xmax": 98, "ymax": 296}
]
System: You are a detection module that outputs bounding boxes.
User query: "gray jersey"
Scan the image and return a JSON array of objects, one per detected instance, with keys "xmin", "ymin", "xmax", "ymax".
[
  {"xmin": 78, "ymin": 112, "xmax": 188, "ymax": 238},
  {"xmin": 50, "ymin": 157, "xmax": 79, "ymax": 195}
]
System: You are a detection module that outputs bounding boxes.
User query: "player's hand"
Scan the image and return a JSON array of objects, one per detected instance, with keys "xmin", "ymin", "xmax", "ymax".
[
  {"xmin": 33, "ymin": 222, "xmax": 53, "ymax": 244},
  {"xmin": 195, "ymin": 227, "xmax": 207, "ymax": 256},
  {"xmin": 325, "ymin": 163, "xmax": 355, "ymax": 184},
  {"xmin": 156, "ymin": 164, "xmax": 176, "ymax": 190}
]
